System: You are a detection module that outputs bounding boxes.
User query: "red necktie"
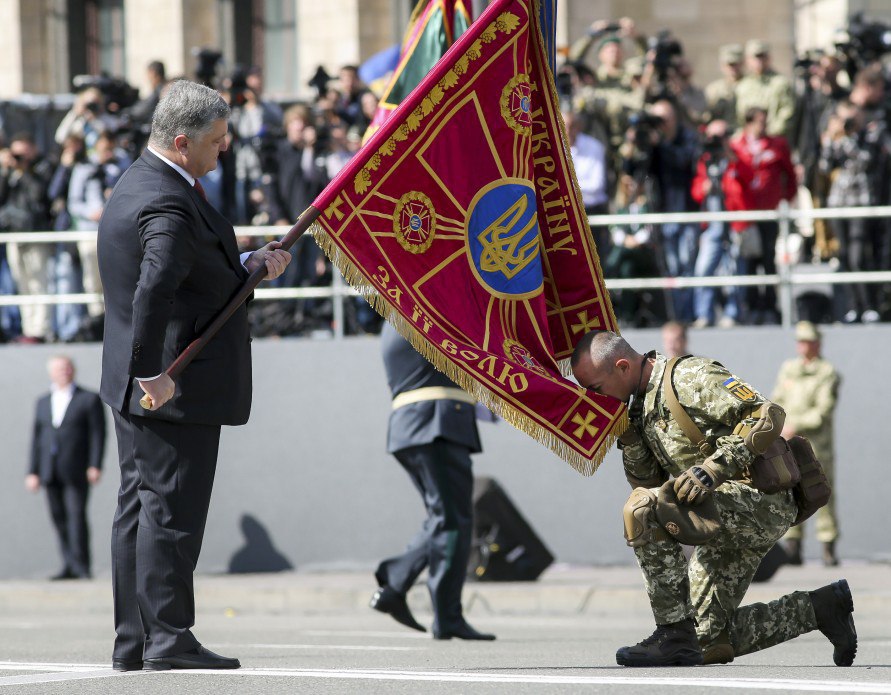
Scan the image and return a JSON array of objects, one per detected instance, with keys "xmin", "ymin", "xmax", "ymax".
[{"xmin": 193, "ymin": 179, "xmax": 207, "ymax": 201}]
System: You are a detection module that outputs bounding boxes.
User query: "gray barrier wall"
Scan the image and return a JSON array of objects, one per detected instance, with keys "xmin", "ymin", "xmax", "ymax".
[{"xmin": 0, "ymin": 325, "xmax": 886, "ymax": 580}]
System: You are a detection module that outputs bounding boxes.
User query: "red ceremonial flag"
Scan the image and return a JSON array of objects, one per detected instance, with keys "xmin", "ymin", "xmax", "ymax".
[{"xmin": 311, "ymin": 0, "xmax": 624, "ymax": 473}]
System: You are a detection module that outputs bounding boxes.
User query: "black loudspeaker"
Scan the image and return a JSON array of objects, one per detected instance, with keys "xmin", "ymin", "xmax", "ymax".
[
  {"xmin": 467, "ymin": 477, "xmax": 554, "ymax": 582},
  {"xmin": 752, "ymin": 542, "xmax": 787, "ymax": 583}
]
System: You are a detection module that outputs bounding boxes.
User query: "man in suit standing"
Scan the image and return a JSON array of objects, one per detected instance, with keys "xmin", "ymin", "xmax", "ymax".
[
  {"xmin": 370, "ymin": 323, "xmax": 495, "ymax": 641},
  {"xmin": 97, "ymin": 80, "xmax": 290, "ymax": 673},
  {"xmin": 26, "ymin": 355, "xmax": 105, "ymax": 580}
]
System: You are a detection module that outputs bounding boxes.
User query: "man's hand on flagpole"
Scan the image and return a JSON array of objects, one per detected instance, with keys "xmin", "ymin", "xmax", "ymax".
[
  {"xmin": 246, "ymin": 241, "xmax": 292, "ymax": 280},
  {"xmin": 139, "ymin": 374, "xmax": 175, "ymax": 411}
]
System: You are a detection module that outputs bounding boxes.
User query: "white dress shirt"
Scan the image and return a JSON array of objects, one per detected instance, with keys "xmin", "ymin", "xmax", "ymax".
[{"xmin": 50, "ymin": 383, "xmax": 76, "ymax": 428}]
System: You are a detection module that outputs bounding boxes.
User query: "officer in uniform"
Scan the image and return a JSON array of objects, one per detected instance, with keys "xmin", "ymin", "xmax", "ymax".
[
  {"xmin": 705, "ymin": 44, "xmax": 745, "ymax": 130},
  {"xmin": 735, "ymin": 40, "xmax": 797, "ymax": 139},
  {"xmin": 571, "ymin": 329, "xmax": 856, "ymax": 667},
  {"xmin": 370, "ymin": 323, "xmax": 495, "ymax": 641},
  {"xmin": 772, "ymin": 321, "xmax": 841, "ymax": 566}
]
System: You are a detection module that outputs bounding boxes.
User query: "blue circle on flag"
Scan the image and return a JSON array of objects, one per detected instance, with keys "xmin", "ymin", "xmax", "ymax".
[{"xmin": 467, "ymin": 181, "xmax": 543, "ymax": 298}]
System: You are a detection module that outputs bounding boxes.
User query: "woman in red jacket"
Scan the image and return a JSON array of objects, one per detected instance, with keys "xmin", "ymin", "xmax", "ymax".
[{"xmin": 729, "ymin": 107, "xmax": 798, "ymax": 324}]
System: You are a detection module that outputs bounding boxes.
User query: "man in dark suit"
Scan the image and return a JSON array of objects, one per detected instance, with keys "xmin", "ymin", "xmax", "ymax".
[
  {"xmin": 26, "ymin": 355, "xmax": 105, "ymax": 580},
  {"xmin": 97, "ymin": 80, "xmax": 290, "ymax": 673},
  {"xmin": 371, "ymin": 323, "xmax": 495, "ymax": 641}
]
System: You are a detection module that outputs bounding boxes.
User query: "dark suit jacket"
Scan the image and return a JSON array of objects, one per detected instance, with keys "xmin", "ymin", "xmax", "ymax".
[
  {"xmin": 30, "ymin": 386, "xmax": 106, "ymax": 485},
  {"xmin": 97, "ymin": 149, "xmax": 252, "ymax": 425},
  {"xmin": 381, "ymin": 323, "xmax": 481, "ymax": 455}
]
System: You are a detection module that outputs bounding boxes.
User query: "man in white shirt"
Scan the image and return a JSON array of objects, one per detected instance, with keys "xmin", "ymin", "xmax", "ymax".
[{"xmin": 26, "ymin": 355, "xmax": 106, "ymax": 579}]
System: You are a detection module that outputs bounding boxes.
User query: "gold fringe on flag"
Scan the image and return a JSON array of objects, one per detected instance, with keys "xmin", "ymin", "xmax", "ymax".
[{"xmin": 311, "ymin": 223, "xmax": 627, "ymax": 476}]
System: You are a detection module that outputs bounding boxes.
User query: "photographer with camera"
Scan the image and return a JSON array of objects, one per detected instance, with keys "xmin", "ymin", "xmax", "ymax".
[
  {"xmin": 818, "ymin": 100, "xmax": 888, "ymax": 324},
  {"xmin": 622, "ymin": 99, "xmax": 700, "ymax": 323},
  {"xmin": 690, "ymin": 119, "xmax": 752, "ymax": 328},
  {"xmin": 54, "ymin": 88, "xmax": 115, "ymax": 160},
  {"xmin": 0, "ymin": 133, "xmax": 54, "ymax": 343},
  {"xmin": 729, "ymin": 107, "xmax": 797, "ymax": 324},
  {"xmin": 638, "ymin": 31, "xmax": 706, "ymax": 127},
  {"xmin": 224, "ymin": 66, "xmax": 284, "ymax": 226},
  {"xmin": 705, "ymin": 44, "xmax": 745, "ymax": 131},
  {"xmin": 735, "ymin": 40, "xmax": 796, "ymax": 140},
  {"xmin": 572, "ymin": 19, "xmax": 647, "ymax": 188}
]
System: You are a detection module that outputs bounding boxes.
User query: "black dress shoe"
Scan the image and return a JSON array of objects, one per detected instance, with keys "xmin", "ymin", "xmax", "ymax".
[
  {"xmin": 112, "ymin": 658, "xmax": 143, "ymax": 672},
  {"xmin": 370, "ymin": 586, "xmax": 426, "ymax": 632},
  {"xmin": 50, "ymin": 569, "xmax": 75, "ymax": 581},
  {"xmin": 143, "ymin": 646, "xmax": 240, "ymax": 671},
  {"xmin": 433, "ymin": 620, "xmax": 496, "ymax": 641}
]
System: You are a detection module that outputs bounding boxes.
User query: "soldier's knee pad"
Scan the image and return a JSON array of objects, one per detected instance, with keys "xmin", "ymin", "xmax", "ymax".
[
  {"xmin": 735, "ymin": 402, "xmax": 786, "ymax": 454},
  {"xmin": 623, "ymin": 487, "xmax": 659, "ymax": 548}
]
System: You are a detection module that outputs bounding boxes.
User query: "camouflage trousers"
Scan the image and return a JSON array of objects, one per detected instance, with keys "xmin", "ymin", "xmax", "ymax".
[{"xmin": 633, "ymin": 481, "xmax": 818, "ymax": 656}]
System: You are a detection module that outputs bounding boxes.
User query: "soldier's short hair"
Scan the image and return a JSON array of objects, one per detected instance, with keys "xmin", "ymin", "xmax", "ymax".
[
  {"xmin": 571, "ymin": 330, "xmax": 634, "ymax": 370},
  {"xmin": 148, "ymin": 80, "xmax": 230, "ymax": 150}
]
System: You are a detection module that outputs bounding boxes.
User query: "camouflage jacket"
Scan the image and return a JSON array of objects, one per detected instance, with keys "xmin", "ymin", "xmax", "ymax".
[
  {"xmin": 771, "ymin": 356, "xmax": 839, "ymax": 463},
  {"xmin": 621, "ymin": 352, "xmax": 778, "ymax": 483}
]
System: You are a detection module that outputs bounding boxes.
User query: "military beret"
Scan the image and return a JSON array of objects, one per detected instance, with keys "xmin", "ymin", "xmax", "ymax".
[{"xmin": 598, "ymin": 35, "xmax": 622, "ymax": 52}]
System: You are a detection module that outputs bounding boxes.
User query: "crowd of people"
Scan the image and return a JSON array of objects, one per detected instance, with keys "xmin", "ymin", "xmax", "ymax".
[
  {"xmin": 0, "ymin": 60, "xmax": 379, "ymax": 344},
  {"xmin": 3, "ymin": 13, "xmax": 891, "ymax": 342},
  {"xmin": 561, "ymin": 17, "xmax": 891, "ymax": 328}
]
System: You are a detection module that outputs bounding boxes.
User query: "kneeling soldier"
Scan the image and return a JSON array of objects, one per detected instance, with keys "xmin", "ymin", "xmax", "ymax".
[{"xmin": 571, "ymin": 330, "xmax": 856, "ymax": 667}]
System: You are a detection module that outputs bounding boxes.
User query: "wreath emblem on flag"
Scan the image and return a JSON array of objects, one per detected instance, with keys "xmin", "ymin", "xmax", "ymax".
[
  {"xmin": 500, "ymin": 74, "xmax": 533, "ymax": 135},
  {"xmin": 503, "ymin": 339, "xmax": 548, "ymax": 376},
  {"xmin": 393, "ymin": 191, "xmax": 436, "ymax": 254}
]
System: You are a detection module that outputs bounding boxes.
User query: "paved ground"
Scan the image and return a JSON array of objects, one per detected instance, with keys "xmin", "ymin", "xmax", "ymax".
[{"xmin": 0, "ymin": 562, "xmax": 889, "ymax": 694}]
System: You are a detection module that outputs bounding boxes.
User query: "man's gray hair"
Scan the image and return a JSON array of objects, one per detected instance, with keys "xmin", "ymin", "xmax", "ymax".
[{"xmin": 148, "ymin": 80, "xmax": 230, "ymax": 150}]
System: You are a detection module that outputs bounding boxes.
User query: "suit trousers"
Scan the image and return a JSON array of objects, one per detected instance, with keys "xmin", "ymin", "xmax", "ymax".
[
  {"xmin": 111, "ymin": 409, "xmax": 221, "ymax": 660},
  {"xmin": 45, "ymin": 481, "xmax": 90, "ymax": 577},
  {"xmin": 375, "ymin": 441, "xmax": 473, "ymax": 634}
]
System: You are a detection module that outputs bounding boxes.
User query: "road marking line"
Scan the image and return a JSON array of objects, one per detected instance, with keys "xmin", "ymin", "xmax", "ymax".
[
  {"xmin": 302, "ymin": 630, "xmax": 430, "ymax": 639},
  {"xmin": 0, "ymin": 663, "xmax": 889, "ymax": 692},
  {"xmin": 219, "ymin": 643, "xmax": 422, "ymax": 651}
]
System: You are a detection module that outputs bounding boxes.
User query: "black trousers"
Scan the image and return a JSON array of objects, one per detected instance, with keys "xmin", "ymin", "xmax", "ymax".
[
  {"xmin": 111, "ymin": 409, "xmax": 221, "ymax": 661},
  {"xmin": 45, "ymin": 481, "xmax": 90, "ymax": 577},
  {"xmin": 375, "ymin": 441, "xmax": 473, "ymax": 634}
]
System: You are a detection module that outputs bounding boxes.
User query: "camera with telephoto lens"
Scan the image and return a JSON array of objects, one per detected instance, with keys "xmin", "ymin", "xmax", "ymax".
[
  {"xmin": 72, "ymin": 74, "xmax": 139, "ymax": 113},
  {"xmin": 647, "ymin": 30, "xmax": 683, "ymax": 79},
  {"xmin": 624, "ymin": 110, "xmax": 664, "ymax": 181},
  {"xmin": 835, "ymin": 12, "xmax": 891, "ymax": 69}
]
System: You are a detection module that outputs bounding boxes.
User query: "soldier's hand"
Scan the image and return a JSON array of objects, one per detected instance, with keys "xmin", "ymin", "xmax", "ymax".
[{"xmin": 673, "ymin": 460, "xmax": 727, "ymax": 506}]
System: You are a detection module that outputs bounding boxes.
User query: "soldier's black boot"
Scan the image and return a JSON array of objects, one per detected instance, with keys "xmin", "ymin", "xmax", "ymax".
[
  {"xmin": 822, "ymin": 541, "xmax": 839, "ymax": 567},
  {"xmin": 616, "ymin": 619, "xmax": 703, "ymax": 667},
  {"xmin": 785, "ymin": 539, "xmax": 803, "ymax": 565},
  {"xmin": 810, "ymin": 579, "xmax": 857, "ymax": 666}
]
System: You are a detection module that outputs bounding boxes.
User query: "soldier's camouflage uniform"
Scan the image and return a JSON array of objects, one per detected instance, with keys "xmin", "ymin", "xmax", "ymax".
[
  {"xmin": 772, "ymin": 356, "xmax": 840, "ymax": 543},
  {"xmin": 620, "ymin": 352, "xmax": 818, "ymax": 656}
]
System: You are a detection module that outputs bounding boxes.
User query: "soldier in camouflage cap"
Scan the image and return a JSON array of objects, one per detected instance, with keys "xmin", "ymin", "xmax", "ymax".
[
  {"xmin": 571, "ymin": 330, "xmax": 856, "ymax": 667},
  {"xmin": 772, "ymin": 321, "xmax": 841, "ymax": 566}
]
